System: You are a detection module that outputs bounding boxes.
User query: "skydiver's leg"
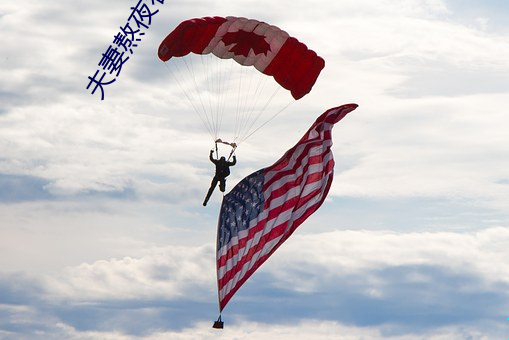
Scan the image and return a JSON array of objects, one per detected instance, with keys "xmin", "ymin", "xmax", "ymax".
[
  {"xmin": 219, "ymin": 178, "xmax": 226, "ymax": 192},
  {"xmin": 203, "ymin": 178, "xmax": 219, "ymax": 206}
]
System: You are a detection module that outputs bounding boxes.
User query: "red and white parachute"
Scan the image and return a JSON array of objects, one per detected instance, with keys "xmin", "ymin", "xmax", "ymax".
[{"xmin": 158, "ymin": 16, "xmax": 325, "ymax": 147}]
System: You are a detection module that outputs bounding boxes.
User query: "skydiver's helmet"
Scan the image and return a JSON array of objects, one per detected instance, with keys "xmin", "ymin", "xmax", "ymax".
[{"xmin": 220, "ymin": 157, "xmax": 226, "ymax": 162}]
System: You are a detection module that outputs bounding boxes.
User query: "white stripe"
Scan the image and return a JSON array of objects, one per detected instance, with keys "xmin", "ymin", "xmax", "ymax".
[
  {"xmin": 264, "ymin": 131, "xmax": 333, "ymax": 183},
  {"xmin": 218, "ymin": 222, "xmax": 267, "ymax": 280},
  {"xmin": 265, "ymin": 152, "xmax": 333, "ymax": 196},
  {"xmin": 219, "ymin": 233, "xmax": 284, "ymax": 298}
]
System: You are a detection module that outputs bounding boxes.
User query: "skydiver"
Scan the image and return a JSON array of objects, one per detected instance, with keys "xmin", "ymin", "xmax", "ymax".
[{"xmin": 203, "ymin": 149, "xmax": 236, "ymax": 206}]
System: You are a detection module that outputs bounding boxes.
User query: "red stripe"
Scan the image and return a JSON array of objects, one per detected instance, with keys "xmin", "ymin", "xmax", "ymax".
[
  {"xmin": 218, "ymin": 220, "xmax": 289, "ymax": 289},
  {"xmin": 219, "ymin": 244, "xmax": 278, "ymax": 310},
  {"xmin": 267, "ymin": 153, "xmax": 331, "ymax": 201},
  {"xmin": 267, "ymin": 151, "xmax": 328, "ymax": 185},
  {"xmin": 217, "ymin": 220, "xmax": 265, "ymax": 268},
  {"xmin": 216, "ymin": 199, "xmax": 291, "ymax": 270},
  {"xmin": 266, "ymin": 129, "xmax": 328, "ymax": 173},
  {"xmin": 265, "ymin": 138, "xmax": 331, "ymax": 187}
]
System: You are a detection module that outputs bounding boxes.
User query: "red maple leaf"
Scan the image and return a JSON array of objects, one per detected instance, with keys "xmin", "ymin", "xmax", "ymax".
[{"xmin": 221, "ymin": 30, "xmax": 271, "ymax": 57}]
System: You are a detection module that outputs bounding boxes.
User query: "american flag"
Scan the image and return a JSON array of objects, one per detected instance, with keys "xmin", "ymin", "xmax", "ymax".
[{"xmin": 216, "ymin": 104, "xmax": 358, "ymax": 311}]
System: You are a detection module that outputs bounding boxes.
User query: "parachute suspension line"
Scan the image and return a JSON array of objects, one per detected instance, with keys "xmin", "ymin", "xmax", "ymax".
[
  {"xmin": 214, "ymin": 57, "xmax": 235, "ymax": 142},
  {"xmin": 231, "ymin": 64, "xmax": 278, "ymax": 146},
  {"xmin": 240, "ymin": 99, "xmax": 295, "ymax": 144},
  {"xmin": 208, "ymin": 55, "xmax": 220, "ymax": 140},
  {"xmin": 235, "ymin": 66, "xmax": 263, "ymax": 143},
  {"xmin": 239, "ymin": 77, "xmax": 282, "ymax": 142},
  {"xmin": 227, "ymin": 144, "xmax": 237, "ymax": 162},
  {"xmin": 182, "ymin": 56, "xmax": 217, "ymax": 141},
  {"xmin": 233, "ymin": 63, "xmax": 245, "ymax": 144},
  {"xmin": 164, "ymin": 60, "xmax": 216, "ymax": 141},
  {"xmin": 201, "ymin": 55, "xmax": 237, "ymax": 143},
  {"xmin": 238, "ymin": 65, "xmax": 257, "ymax": 139},
  {"xmin": 200, "ymin": 54, "xmax": 215, "ymax": 139},
  {"xmin": 201, "ymin": 54, "xmax": 223, "ymax": 140},
  {"xmin": 172, "ymin": 29, "xmax": 220, "ymax": 143},
  {"xmin": 163, "ymin": 61, "xmax": 215, "ymax": 141},
  {"xmin": 228, "ymin": 145, "xmax": 237, "ymax": 160}
]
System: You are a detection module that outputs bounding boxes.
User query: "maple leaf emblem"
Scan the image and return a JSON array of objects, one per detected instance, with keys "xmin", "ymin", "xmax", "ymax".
[{"xmin": 221, "ymin": 30, "xmax": 271, "ymax": 57}]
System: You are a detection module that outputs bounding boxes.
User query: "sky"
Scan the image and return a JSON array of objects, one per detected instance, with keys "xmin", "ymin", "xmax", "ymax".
[{"xmin": 1, "ymin": 0, "xmax": 508, "ymax": 339}]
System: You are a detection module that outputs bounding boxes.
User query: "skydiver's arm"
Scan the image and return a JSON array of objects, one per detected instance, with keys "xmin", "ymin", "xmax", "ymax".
[
  {"xmin": 209, "ymin": 150, "xmax": 215, "ymax": 162},
  {"xmin": 229, "ymin": 156, "xmax": 237, "ymax": 166}
]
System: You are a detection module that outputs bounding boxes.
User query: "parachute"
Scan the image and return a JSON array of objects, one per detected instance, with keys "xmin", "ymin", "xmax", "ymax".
[
  {"xmin": 158, "ymin": 16, "xmax": 325, "ymax": 147},
  {"xmin": 158, "ymin": 17, "xmax": 330, "ymax": 328}
]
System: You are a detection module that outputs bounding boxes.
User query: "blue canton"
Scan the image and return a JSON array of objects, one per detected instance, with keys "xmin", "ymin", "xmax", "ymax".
[{"xmin": 217, "ymin": 170, "xmax": 265, "ymax": 249}]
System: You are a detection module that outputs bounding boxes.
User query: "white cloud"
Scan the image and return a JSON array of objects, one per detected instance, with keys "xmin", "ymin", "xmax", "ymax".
[
  {"xmin": 330, "ymin": 93, "xmax": 509, "ymax": 209},
  {"xmin": 267, "ymin": 227, "xmax": 509, "ymax": 292},
  {"xmin": 142, "ymin": 320, "xmax": 501, "ymax": 340},
  {"xmin": 7, "ymin": 318, "xmax": 503, "ymax": 340},
  {"xmin": 1, "ymin": 226, "xmax": 508, "ymax": 338},
  {"xmin": 2, "ymin": 0, "xmax": 508, "ymax": 209},
  {"xmin": 1, "ymin": 0, "xmax": 509, "ymax": 338},
  {"xmin": 0, "ymin": 199, "xmax": 218, "ymax": 275},
  {"xmin": 36, "ymin": 227, "xmax": 509, "ymax": 317},
  {"xmin": 44, "ymin": 244, "xmax": 216, "ymax": 302}
]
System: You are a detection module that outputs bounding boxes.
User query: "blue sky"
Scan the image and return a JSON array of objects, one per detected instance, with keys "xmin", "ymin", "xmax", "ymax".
[{"xmin": 1, "ymin": 0, "xmax": 509, "ymax": 339}]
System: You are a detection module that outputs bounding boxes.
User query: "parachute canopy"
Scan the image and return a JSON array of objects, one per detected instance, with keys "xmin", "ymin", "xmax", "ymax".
[{"xmin": 158, "ymin": 16, "xmax": 325, "ymax": 100}]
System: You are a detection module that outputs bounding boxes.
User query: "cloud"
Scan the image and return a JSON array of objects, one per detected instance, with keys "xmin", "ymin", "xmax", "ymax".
[
  {"xmin": 43, "ymin": 245, "xmax": 216, "ymax": 302},
  {"xmin": 0, "ymin": 174, "xmax": 53, "ymax": 202},
  {"xmin": 0, "ymin": 227, "xmax": 502, "ymax": 338},
  {"xmin": 234, "ymin": 227, "xmax": 509, "ymax": 333},
  {"xmin": 1, "ymin": 307, "xmax": 503, "ymax": 340},
  {"xmin": 330, "ymin": 93, "xmax": 509, "ymax": 210},
  {"xmin": 1, "ymin": 221, "xmax": 509, "ymax": 337},
  {"xmin": 270, "ymin": 227, "xmax": 509, "ymax": 287},
  {"xmin": 2, "ymin": 0, "xmax": 508, "ymax": 209},
  {"xmin": 1, "ymin": 0, "xmax": 508, "ymax": 338},
  {"xmin": 50, "ymin": 319, "xmax": 505, "ymax": 340}
]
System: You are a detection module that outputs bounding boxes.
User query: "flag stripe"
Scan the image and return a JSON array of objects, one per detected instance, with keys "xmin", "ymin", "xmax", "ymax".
[
  {"xmin": 267, "ymin": 155, "xmax": 333, "ymax": 200},
  {"xmin": 264, "ymin": 140, "xmax": 332, "ymax": 186}
]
